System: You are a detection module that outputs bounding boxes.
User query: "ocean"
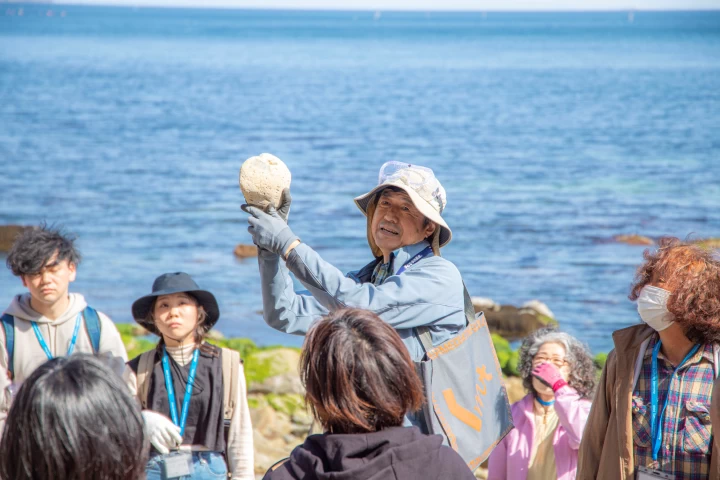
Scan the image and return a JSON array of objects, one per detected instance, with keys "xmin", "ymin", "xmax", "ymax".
[{"xmin": 0, "ymin": 5, "xmax": 718, "ymax": 352}]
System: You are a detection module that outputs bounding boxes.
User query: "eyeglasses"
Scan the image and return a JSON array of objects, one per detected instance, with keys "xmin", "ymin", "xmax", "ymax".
[{"xmin": 532, "ymin": 356, "xmax": 568, "ymax": 369}]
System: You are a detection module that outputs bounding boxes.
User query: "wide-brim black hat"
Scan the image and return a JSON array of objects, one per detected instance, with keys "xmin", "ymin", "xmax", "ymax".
[{"xmin": 132, "ymin": 272, "xmax": 220, "ymax": 335}]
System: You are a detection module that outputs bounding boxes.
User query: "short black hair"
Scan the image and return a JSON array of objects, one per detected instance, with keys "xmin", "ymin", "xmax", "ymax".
[
  {"xmin": 0, "ymin": 355, "xmax": 148, "ymax": 480},
  {"xmin": 6, "ymin": 223, "xmax": 81, "ymax": 276}
]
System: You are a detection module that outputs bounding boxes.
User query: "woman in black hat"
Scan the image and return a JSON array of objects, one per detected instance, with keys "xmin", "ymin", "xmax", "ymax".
[{"xmin": 123, "ymin": 272, "xmax": 254, "ymax": 480}]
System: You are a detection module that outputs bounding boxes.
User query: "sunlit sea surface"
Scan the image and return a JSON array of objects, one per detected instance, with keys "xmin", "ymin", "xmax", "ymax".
[{"xmin": 1, "ymin": 6, "xmax": 719, "ymax": 352}]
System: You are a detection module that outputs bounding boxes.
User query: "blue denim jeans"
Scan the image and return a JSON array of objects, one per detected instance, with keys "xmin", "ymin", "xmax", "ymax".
[{"xmin": 145, "ymin": 451, "xmax": 227, "ymax": 480}]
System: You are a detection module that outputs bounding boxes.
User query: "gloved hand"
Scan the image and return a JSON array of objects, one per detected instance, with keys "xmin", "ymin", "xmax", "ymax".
[
  {"xmin": 532, "ymin": 362, "xmax": 568, "ymax": 392},
  {"xmin": 276, "ymin": 188, "xmax": 292, "ymax": 223},
  {"xmin": 142, "ymin": 410, "xmax": 182, "ymax": 454},
  {"xmin": 242, "ymin": 204, "xmax": 299, "ymax": 257}
]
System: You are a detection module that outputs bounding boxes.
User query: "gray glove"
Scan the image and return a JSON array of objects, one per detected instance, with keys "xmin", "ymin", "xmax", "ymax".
[
  {"xmin": 276, "ymin": 188, "xmax": 292, "ymax": 223},
  {"xmin": 243, "ymin": 205, "xmax": 299, "ymax": 257}
]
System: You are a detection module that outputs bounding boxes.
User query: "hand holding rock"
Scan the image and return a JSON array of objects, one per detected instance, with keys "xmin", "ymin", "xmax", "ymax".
[{"xmin": 243, "ymin": 204, "xmax": 299, "ymax": 257}]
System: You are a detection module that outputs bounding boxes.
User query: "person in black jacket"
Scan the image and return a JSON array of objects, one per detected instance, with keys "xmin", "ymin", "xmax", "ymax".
[{"xmin": 264, "ymin": 308, "xmax": 475, "ymax": 480}]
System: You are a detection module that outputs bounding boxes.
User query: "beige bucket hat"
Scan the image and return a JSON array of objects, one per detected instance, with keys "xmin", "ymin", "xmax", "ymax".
[{"xmin": 354, "ymin": 162, "xmax": 451, "ymax": 256}]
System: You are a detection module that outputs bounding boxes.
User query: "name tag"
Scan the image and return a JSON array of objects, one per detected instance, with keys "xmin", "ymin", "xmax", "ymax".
[
  {"xmin": 163, "ymin": 452, "xmax": 193, "ymax": 479},
  {"xmin": 636, "ymin": 466, "xmax": 675, "ymax": 480}
]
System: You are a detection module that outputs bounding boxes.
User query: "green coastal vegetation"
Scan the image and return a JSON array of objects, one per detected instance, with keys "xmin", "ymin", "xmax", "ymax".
[{"xmin": 117, "ymin": 323, "xmax": 608, "ymax": 411}]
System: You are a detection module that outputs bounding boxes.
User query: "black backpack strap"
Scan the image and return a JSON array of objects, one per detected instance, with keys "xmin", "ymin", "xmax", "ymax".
[
  {"xmin": 82, "ymin": 307, "xmax": 102, "ymax": 354},
  {"xmin": 1, "ymin": 314, "xmax": 14, "ymax": 379}
]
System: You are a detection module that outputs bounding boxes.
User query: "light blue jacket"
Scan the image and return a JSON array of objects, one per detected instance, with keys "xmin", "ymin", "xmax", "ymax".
[{"xmin": 257, "ymin": 239, "xmax": 466, "ymax": 362}]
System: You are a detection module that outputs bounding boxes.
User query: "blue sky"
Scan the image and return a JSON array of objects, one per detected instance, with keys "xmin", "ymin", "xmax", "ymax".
[{"xmin": 44, "ymin": 0, "xmax": 720, "ymax": 10}]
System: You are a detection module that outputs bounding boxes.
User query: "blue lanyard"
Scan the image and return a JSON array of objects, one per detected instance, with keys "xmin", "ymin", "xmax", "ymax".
[
  {"xmin": 395, "ymin": 246, "xmax": 434, "ymax": 275},
  {"xmin": 161, "ymin": 346, "xmax": 200, "ymax": 437},
  {"xmin": 31, "ymin": 313, "xmax": 82, "ymax": 360},
  {"xmin": 649, "ymin": 340, "xmax": 700, "ymax": 461}
]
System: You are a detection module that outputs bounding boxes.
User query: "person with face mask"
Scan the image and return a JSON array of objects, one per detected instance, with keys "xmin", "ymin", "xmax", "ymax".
[
  {"xmin": 488, "ymin": 328, "xmax": 596, "ymax": 480},
  {"xmin": 577, "ymin": 237, "xmax": 720, "ymax": 480}
]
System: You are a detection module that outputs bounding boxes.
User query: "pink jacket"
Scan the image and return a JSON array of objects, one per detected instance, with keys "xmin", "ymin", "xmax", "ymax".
[{"xmin": 488, "ymin": 386, "xmax": 592, "ymax": 480}]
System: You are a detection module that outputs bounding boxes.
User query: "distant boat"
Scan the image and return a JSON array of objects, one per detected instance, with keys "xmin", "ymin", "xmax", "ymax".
[
  {"xmin": 628, "ymin": 11, "xmax": 635, "ymax": 23},
  {"xmin": 373, "ymin": 11, "xmax": 381, "ymax": 21}
]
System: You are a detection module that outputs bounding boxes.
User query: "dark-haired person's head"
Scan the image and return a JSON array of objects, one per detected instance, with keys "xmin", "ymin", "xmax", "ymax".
[
  {"xmin": 0, "ymin": 355, "xmax": 147, "ymax": 480},
  {"xmin": 300, "ymin": 308, "xmax": 424, "ymax": 434},
  {"xmin": 629, "ymin": 236, "xmax": 720, "ymax": 344},
  {"xmin": 6, "ymin": 224, "xmax": 81, "ymax": 309}
]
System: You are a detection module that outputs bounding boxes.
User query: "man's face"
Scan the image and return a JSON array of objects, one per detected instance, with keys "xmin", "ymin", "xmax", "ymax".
[
  {"xmin": 21, "ymin": 252, "xmax": 76, "ymax": 307},
  {"xmin": 371, "ymin": 189, "xmax": 436, "ymax": 255}
]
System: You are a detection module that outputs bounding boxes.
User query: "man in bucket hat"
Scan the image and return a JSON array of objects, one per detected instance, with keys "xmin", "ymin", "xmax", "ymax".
[{"xmin": 243, "ymin": 162, "xmax": 466, "ymax": 408}]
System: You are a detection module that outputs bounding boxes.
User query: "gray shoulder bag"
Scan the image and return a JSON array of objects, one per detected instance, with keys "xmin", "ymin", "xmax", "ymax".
[{"xmin": 414, "ymin": 283, "xmax": 514, "ymax": 471}]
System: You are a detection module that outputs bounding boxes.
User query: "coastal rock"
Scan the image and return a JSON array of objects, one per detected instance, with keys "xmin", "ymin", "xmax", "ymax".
[
  {"xmin": 234, "ymin": 244, "xmax": 258, "ymax": 258},
  {"xmin": 521, "ymin": 300, "xmax": 555, "ymax": 320},
  {"xmin": 613, "ymin": 234, "xmax": 654, "ymax": 246},
  {"xmin": 0, "ymin": 225, "xmax": 30, "ymax": 252},
  {"xmin": 251, "ymin": 400, "xmax": 308, "ymax": 475},
  {"xmin": 245, "ymin": 347, "xmax": 300, "ymax": 386},
  {"xmin": 477, "ymin": 300, "xmax": 557, "ymax": 342},
  {"xmin": 471, "ymin": 297, "xmax": 500, "ymax": 312},
  {"xmin": 250, "ymin": 372, "xmax": 304, "ymax": 395},
  {"xmin": 504, "ymin": 375, "xmax": 527, "ymax": 404}
]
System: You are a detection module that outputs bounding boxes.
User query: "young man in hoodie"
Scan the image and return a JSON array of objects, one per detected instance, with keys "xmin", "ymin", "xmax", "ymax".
[{"xmin": 0, "ymin": 225, "xmax": 128, "ymax": 435}]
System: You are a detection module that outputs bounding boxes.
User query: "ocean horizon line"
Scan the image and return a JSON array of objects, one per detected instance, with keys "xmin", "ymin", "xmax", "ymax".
[{"xmin": 4, "ymin": 2, "xmax": 720, "ymax": 14}]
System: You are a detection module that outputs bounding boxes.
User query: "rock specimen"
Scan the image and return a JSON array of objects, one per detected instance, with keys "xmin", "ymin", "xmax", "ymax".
[{"xmin": 239, "ymin": 153, "xmax": 291, "ymax": 209}]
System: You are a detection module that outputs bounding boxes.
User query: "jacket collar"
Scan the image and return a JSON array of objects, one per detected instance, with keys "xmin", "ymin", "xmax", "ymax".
[
  {"xmin": 611, "ymin": 323, "xmax": 655, "ymax": 362},
  {"xmin": 391, "ymin": 240, "xmax": 432, "ymax": 275}
]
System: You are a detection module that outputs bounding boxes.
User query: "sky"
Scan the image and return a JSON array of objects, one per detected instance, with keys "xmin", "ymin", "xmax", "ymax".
[{"xmin": 33, "ymin": 0, "xmax": 720, "ymax": 11}]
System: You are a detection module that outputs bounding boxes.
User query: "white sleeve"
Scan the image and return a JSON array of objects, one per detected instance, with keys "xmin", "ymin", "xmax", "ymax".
[
  {"xmin": 122, "ymin": 364, "xmax": 139, "ymax": 398},
  {"xmin": 96, "ymin": 312, "xmax": 129, "ymax": 378},
  {"xmin": 226, "ymin": 364, "xmax": 254, "ymax": 479},
  {"xmin": 0, "ymin": 327, "xmax": 12, "ymax": 439}
]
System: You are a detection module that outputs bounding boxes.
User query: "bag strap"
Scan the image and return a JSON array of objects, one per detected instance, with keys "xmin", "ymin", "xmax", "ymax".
[
  {"xmin": 222, "ymin": 347, "xmax": 240, "ymax": 421},
  {"xmin": 416, "ymin": 326, "xmax": 434, "ymax": 353},
  {"xmin": 1, "ymin": 314, "xmax": 14, "ymax": 380},
  {"xmin": 462, "ymin": 282, "xmax": 475, "ymax": 327},
  {"xmin": 416, "ymin": 282, "xmax": 476, "ymax": 355},
  {"xmin": 136, "ymin": 350, "xmax": 156, "ymax": 409},
  {"xmin": 82, "ymin": 306, "xmax": 102, "ymax": 354}
]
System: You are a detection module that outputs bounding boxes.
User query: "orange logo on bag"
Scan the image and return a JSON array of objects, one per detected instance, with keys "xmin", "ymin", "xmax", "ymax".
[{"xmin": 443, "ymin": 365, "xmax": 494, "ymax": 432}]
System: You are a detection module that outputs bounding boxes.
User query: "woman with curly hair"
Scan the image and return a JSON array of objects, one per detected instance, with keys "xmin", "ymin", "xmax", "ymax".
[
  {"xmin": 577, "ymin": 237, "xmax": 720, "ymax": 480},
  {"xmin": 488, "ymin": 328, "xmax": 595, "ymax": 480}
]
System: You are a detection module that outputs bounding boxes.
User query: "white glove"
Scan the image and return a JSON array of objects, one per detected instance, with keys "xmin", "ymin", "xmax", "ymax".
[{"xmin": 142, "ymin": 410, "xmax": 182, "ymax": 454}]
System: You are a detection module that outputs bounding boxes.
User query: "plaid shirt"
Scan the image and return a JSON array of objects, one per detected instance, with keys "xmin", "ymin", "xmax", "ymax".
[
  {"xmin": 370, "ymin": 254, "xmax": 395, "ymax": 286},
  {"xmin": 632, "ymin": 334, "xmax": 715, "ymax": 479}
]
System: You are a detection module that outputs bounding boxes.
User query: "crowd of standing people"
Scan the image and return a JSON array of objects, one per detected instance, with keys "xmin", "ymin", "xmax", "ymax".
[{"xmin": 0, "ymin": 162, "xmax": 719, "ymax": 480}]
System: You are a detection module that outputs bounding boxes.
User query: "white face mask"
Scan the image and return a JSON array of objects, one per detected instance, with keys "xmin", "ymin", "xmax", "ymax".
[{"xmin": 637, "ymin": 285, "xmax": 674, "ymax": 331}]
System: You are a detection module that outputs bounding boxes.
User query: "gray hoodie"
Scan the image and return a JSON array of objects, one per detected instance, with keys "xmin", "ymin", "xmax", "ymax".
[{"xmin": 0, "ymin": 293, "xmax": 128, "ymax": 433}]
